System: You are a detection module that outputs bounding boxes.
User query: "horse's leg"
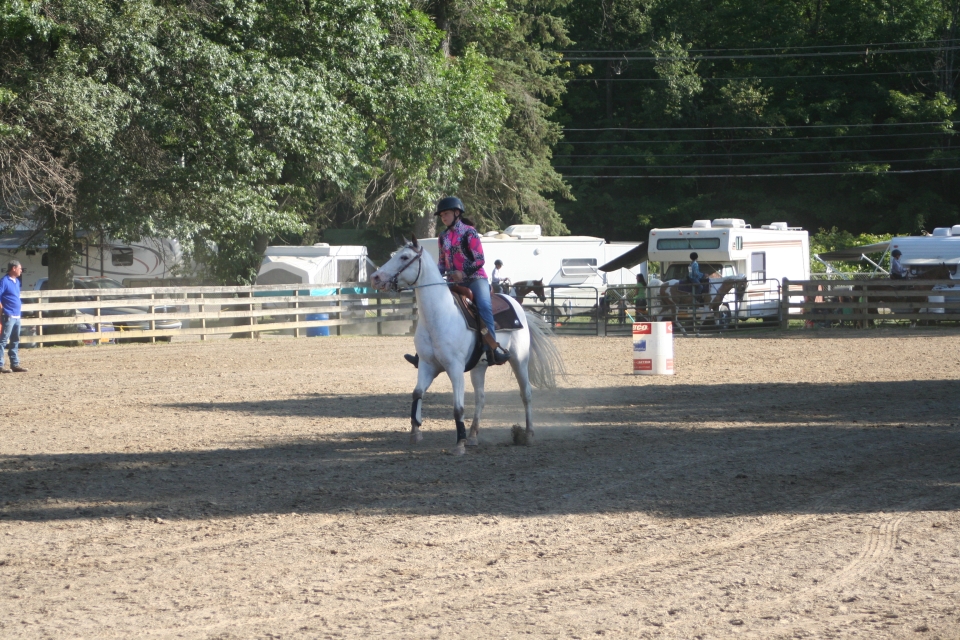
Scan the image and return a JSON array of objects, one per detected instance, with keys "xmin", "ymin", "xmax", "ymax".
[
  {"xmin": 510, "ymin": 350, "xmax": 535, "ymax": 446},
  {"xmin": 467, "ymin": 366, "xmax": 486, "ymax": 446},
  {"xmin": 449, "ymin": 368, "xmax": 468, "ymax": 456},
  {"xmin": 410, "ymin": 362, "xmax": 440, "ymax": 444}
]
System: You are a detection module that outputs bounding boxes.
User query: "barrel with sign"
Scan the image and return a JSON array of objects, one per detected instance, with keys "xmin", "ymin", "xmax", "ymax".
[{"xmin": 632, "ymin": 322, "xmax": 674, "ymax": 375}]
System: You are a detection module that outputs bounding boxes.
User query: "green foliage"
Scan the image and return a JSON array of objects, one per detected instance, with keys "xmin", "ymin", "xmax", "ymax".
[
  {"xmin": 810, "ymin": 227, "xmax": 894, "ymax": 273},
  {"xmin": 553, "ymin": 0, "xmax": 960, "ymax": 242}
]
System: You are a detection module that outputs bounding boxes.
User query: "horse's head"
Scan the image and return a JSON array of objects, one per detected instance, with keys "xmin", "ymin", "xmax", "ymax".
[
  {"xmin": 370, "ymin": 236, "xmax": 424, "ymax": 292},
  {"xmin": 532, "ymin": 279, "xmax": 546, "ymax": 302}
]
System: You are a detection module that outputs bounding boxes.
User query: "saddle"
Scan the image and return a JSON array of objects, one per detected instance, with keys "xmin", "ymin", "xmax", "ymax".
[
  {"xmin": 449, "ymin": 285, "xmax": 523, "ymax": 371},
  {"xmin": 449, "ymin": 285, "xmax": 524, "ymax": 333}
]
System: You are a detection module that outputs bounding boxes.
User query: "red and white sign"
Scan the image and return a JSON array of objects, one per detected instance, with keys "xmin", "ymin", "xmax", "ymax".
[
  {"xmin": 633, "ymin": 359, "xmax": 653, "ymax": 371},
  {"xmin": 633, "ymin": 323, "xmax": 652, "ymax": 335}
]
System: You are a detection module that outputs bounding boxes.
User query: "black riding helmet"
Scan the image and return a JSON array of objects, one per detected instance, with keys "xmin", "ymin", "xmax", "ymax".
[
  {"xmin": 434, "ymin": 196, "xmax": 464, "ymax": 216},
  {"xmin": 690, "ymin": 252, "xmax": 699, "ymax": 260},
  {"xmin": 891, "ymin": 249, "xmax": 902, "ymax": 257}
]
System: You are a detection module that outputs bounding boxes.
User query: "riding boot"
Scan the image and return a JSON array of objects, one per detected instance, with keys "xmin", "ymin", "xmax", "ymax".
[
  {"xmin": 404, "ymin": 353, "xmax": 419, "ymax": 368},
  {"xmin": 486, "ymin": 347, "xmax": 510, "ymax": 366}
]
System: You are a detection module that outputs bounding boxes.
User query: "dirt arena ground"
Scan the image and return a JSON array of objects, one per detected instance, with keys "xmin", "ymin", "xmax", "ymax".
[{"xmin": 1, "ymin": 328, "xmax": 959, "ymax": 639}]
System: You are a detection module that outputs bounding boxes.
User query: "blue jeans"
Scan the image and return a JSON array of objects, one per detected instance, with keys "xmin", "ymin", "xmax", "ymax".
[
  {"xmin": 467, "ymin": 278, "xmax": 497, "ymax": 345},
  {"xmin": 0, "ymin": 314, "xmax": 21, "ymax": 368}
]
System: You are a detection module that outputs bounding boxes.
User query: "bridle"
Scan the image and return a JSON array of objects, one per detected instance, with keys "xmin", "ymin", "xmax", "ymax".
[{"xmin": 385, "ymin": 244, "xmax": 424, "ymax": 292}]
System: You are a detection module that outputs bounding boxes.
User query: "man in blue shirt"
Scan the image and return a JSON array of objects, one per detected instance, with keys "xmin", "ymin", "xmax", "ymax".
[{"xmin": 0, "ymin": 260, "xmax": 28, "ymax": 373}]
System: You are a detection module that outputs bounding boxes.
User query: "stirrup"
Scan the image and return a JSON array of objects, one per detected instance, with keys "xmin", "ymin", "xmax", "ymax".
[
  {"xmin": 487, "ymin": 348, "xmax": 510, "ymax": 366},
  {"xmin": 404, "ymin": 353, "xmax": 419, "ymax": 368}
]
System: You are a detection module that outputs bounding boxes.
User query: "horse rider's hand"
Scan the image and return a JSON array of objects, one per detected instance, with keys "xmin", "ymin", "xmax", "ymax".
[{"xmin": 448, "ymin": 270, "xmax": 464, "ymax": 283}]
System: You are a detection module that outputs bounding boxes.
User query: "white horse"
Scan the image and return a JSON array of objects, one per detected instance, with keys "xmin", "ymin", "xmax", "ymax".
[{"xmin": 370, "ymin": 238, "xmax": 564, "ymax": 455}]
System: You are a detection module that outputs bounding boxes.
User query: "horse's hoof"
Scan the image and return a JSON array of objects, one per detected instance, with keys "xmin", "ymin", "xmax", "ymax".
[
  {"xmin": 466, "ymin": 435, "xmax": 479, "ymax": 447},
  {"xmin": 511, "ymin": 424, "xmax": 533, "ymax": 446},
  {"xmin": 410, "ymin": 430, "xmax": 423, "ymax": 444},
  {"xmin": 451, "ymin": 440, "xmax": 466, "ymax": 456}
]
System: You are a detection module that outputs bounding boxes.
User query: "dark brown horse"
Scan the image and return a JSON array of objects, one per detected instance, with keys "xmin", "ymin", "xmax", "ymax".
[{"xmin": 856, "ymin": 263, "xmax": 953, "ymax": 317}]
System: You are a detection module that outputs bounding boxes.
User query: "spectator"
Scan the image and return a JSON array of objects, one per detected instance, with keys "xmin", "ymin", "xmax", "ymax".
[
  {"xmin": 890, "ymin": 249, "xmax": 908, "ymax": 279},
  {"xmin": 0, "ymin": 260, "xmax": 28, "ymax": 373},
  {"xmin": 491, "ymin": 259, "xmax": 510, "ymax": 294}
]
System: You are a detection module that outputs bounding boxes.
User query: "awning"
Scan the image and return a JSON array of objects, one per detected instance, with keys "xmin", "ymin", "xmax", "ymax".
[
  {"xmin": 817, "ymin": 241, "xmax": 890, "ymax": 261},
  {"xmin": 599, "ymin": 242, "xmax": 647, "ymax": 272}
]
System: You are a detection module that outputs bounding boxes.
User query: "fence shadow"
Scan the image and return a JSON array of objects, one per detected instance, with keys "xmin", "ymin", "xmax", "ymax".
[{"xmin": 2, "ymin": 380, "xmax": 958, "ymax": 522}]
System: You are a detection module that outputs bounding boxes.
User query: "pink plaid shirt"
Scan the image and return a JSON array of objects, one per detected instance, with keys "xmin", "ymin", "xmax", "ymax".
[{"xmin": 438, "ymin": 219, "xmax": 487, "ymax": 281}]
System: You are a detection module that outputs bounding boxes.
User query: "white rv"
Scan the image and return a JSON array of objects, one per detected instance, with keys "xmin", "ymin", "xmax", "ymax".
[
  {"xmin": 419, "ymin": 225, "xmax": 644, "ymax": 306},
  {"xmin": 0, "ymin": 229, "xmax": 186, "ymax": 290},
  {"xmin": 888, "ymin": 226, "xmax": 960, "ymax": 278},
  {"xmin": 648, "ymin": 219, "xmax": 810, "ymax": 318}
]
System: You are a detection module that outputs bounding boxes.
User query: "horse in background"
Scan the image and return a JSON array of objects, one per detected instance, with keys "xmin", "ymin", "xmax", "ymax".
[
  {"xmin": 512, "ymin": 279, "xmax": 546, "ymax": 305},
  {"xmin": 856, "ymin": 263, "xmax": 953, "ymax": 320},
  {"xmin": 647, "ymin": 274, "xmax": 748, "ymax": 325}
]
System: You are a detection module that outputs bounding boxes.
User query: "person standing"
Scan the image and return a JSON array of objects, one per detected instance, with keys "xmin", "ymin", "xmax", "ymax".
[
  {"xmin": 890, "ymin": 249, "xmax": 908, "ymax": 279},
  {"xmin": 0, "ymin": 260, "xmax": 28, "ymax": 373}
]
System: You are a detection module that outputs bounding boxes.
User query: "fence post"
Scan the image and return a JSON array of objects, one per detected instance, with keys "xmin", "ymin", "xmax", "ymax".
[
  {"xmin": 37, "ymin": 296, "xmax": 44, "ymax": 348},
  {"xmin": 597, "ymin": 289, "xmax": 605, "ymax": 336},
  {"xmin": 95, "ymin": 294, "xmax": 102, "ymax": 343},
  {"xmin": 199, "ymin": 292, "xmax": 206, "ymax": 341},
  {"xmin": 293, "ymin": 289, "xmax": 300, "ymax": 338},
  {"xmin": 150, "ymin": 292, "xmax": 156, "ymax": 343},
  {"xmin": 376, "ymin": 291, "xmax": 383, "ymax": 336},
  {"xmin": 248, "ymin": 290, "xmax": 255, "ymax": 339},
  {"xmin": 861, "ymin": 281, "xmax": 869, "ymax": 328},
  {"xmin": 780, "ymin": 278, "xmax": 790, "ymax": 330}
]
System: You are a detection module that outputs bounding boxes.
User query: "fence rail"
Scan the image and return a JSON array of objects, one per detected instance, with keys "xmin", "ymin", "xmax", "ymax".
[
  {"xmin": 780, "ymin": 278, "xmax": 960, "ymax": 327},
  {"xmin": 19, "ymin": 283, "xmax": 416, "ymax": 346}
]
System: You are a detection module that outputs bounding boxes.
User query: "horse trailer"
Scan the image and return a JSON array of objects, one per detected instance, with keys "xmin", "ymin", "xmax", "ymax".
[{"xmin": 647, "ymin": 219, "xmax": 810, "ymax": 320}]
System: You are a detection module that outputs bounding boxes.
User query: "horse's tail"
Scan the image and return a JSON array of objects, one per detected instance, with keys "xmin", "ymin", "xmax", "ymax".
[{"xmin": 524, "ymin": 311, "xmax": 566, "ymax": 389}]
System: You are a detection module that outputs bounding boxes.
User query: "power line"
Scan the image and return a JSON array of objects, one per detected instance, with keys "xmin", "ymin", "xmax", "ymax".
[
  {"xmin": 562, "ymin": 167, "xmax": 960, "ymax": 178},
  {"xmin": 554, "ymin": 157, "xmax": 958, "ymax": 169},
  {"xmin": 563, "ymin": 121, "xmax": 958, "ymax": 132},
  {"xmin": 554, "ymin": 146, "xmax": 958, "ymax": 158},
  {"xmin": 560, "ymin": 39, "xmax": 960, "ymax": 54},
  {"xmin": 563, "ymin": 45, "xmax": 960, "ymax": 62},
  {"xmin": 560, "ymin": 131, "xmax": 957, "ymax": 144},
  {"xmin": 568, "ymin": 70, "xmax": 942, "ymax": 82}
]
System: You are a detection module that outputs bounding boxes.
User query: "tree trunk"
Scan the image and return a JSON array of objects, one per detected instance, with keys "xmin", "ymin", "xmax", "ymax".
[
  {"xmin": 46, "ymin": 218, "xmax": 76, "ymax": 290},
  {"xmin": 412, "ymin": 213, "xmax": 436, "ymax": 239}
]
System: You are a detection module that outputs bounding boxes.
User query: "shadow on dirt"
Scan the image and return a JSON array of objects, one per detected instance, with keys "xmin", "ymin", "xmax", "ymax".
[{"xmin": 2, "ymin": 380, "xmax": 958, "ymax": 522}]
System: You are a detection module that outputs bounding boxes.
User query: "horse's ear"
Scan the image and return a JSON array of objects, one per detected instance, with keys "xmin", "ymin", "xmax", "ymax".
[{"xmin": 410, "ymin": 235, "xmax": 419, "ymax": 248}]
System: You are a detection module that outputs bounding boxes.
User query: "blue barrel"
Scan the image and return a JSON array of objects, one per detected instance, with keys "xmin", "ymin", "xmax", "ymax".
[{"xmin": 305, "ymin": 313, "xmax": 329, "ymax": 337}]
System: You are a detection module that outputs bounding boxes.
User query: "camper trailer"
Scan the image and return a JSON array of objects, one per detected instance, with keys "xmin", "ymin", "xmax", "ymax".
[
  {"xmin": 888, "ymin": 226, "xmax": 960, "ymax": 278},
  {"xmin": 0, "ymin": 229, "xmax": 186, "ymax": 290},
  {"xmin": 255, "ymin": 244, "xmax": 373, "ymax": 287},
  {"xmin": 419, "ymin": 225, "xmax": 644, "ymax": 308},
  {"xmin": 648, "ymin": 219, "xmax": 810, "ymax": 319}
]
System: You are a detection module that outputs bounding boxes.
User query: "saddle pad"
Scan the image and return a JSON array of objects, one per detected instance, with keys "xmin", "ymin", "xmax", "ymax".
[
  {"xmin": 492, "ymin": 293, "xmax": 523, "ymax": 332},
  {"xmin": 451, "ymin": 292, "xmax": 523, "ymax": 333}
]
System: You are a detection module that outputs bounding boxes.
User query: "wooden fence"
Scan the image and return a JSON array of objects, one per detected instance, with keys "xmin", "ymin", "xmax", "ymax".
[
  {"xmin": 19, "ymin": 283, "xmax": 416, "ymax": 346},
  {"xmin": 779, "ymin": 278, "xmax": 960, "ymax": 328}
]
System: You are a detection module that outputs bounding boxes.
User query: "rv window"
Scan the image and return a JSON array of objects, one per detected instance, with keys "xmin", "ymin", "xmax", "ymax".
[
  {"xmin": 111, "ymin": 248, "xmax": 134, "ymax": 267},
  {"xmin": 750, "ymin": 252, "xmax": 766, "ymax": 281},
  {"xmin": 690, "ymin": 238, "xmax": 721, "ymax": 250},
  {"xmin": 560, "ymin": 257, "xmax": 597, "ymax": 277},
  {"xmin": 656, "ymin": 238, "xmax": 721, "ymax": 250},
  {"xmin": 337, "ymin": 259, "xmax": 360, "ymax": 283}
]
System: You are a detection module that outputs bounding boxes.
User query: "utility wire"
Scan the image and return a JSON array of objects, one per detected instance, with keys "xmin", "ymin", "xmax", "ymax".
[
  {"xmin": 560, "ymin": 39, "xmax": 960, "ymax": 54},
  {"xmin": 563, "ymin": 46, "xmax": 960, "ymax": 62},
  {"xmin": 560, "ymin": 131, "xmax": 957, "ymax": 144},
  {"xmin": 555, "ymin": 146, "xmax": 958, "ymax": 158},
  {"xmin": 554, "ymin": 158, "xmax": 958, "ymax": 169},
  {"xmin": 562, "ymin": 167, "xmax": 960, "ymax": 178},
  {"xmin": 568, "ymin": 71, "xmax": 943, "ymax": 82},
  {"xmin": 564, "ymin": 121, "xmax": 957, "ymax": 132}
]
